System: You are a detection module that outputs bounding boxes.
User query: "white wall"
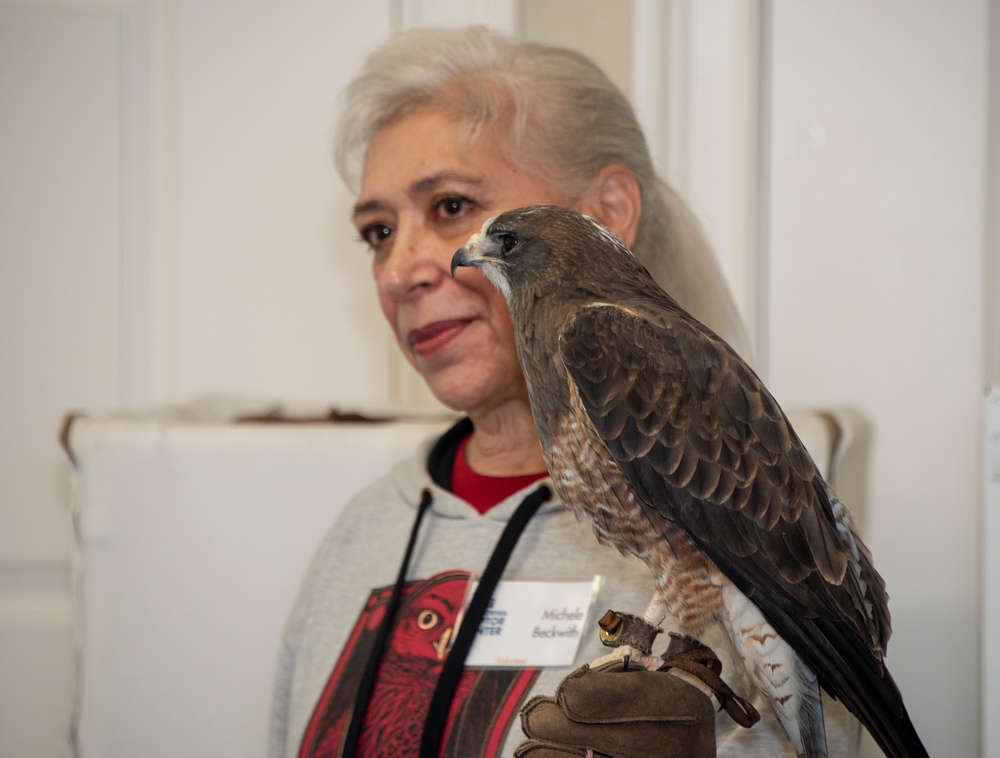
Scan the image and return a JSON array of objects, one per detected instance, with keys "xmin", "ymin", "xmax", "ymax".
[
  {"xmin": 0, "ymin": 10, "xmax": 123, "ymax": 757},
  {"xmin": 1, "ymin": 0, "xmax": 994, "ymax": 756},
  {"xmin": 146, "ymin": 0, "xmax": 395, "ymax": 408},
  {"xmin": 765, "ymin": 5, "xmax": 987, "ymax": 756}
]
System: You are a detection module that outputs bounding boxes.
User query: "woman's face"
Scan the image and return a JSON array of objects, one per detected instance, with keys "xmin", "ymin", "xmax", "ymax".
[{"xmin": 354, "ymin": 110, "xmax": 571, "ymax": 415}]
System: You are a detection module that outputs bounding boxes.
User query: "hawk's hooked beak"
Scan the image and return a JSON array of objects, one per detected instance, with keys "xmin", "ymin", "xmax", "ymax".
[
  {"xmin": 451, "ymin": 230, "xmax": 496, "ymax": 277},
  {"xmin": 450, "ymin": 227, "xmax": 511, "ymax": 302},
  {"xmin": 450, "ymin": 246, "xmax": 475, "ymax": 278},
  {"xmin": 451, "ymin": 230, "xmax": 491, "ymax": 277}
]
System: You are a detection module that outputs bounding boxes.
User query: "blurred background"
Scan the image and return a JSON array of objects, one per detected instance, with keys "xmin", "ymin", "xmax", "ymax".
[{"xmin": 1, "ymin": 1, "xmax": 997, "ymax": 756}]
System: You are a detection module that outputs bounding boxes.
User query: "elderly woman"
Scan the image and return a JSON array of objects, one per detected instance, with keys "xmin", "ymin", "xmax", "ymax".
[{"xmin": 269, "ymin": 26, "xmax": 857, "ymax": 758}]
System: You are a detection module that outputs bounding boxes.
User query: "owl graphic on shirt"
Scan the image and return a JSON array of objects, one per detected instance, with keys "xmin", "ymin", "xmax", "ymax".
[{"xmin": 300, "ymin": 570, "xmax": 538, "ymax": 758}]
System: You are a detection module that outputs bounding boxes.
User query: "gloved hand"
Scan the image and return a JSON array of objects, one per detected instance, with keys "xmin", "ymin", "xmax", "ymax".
[{"xmin": 514, "ymin": 634, "xmax": 759, "ymax": 758}]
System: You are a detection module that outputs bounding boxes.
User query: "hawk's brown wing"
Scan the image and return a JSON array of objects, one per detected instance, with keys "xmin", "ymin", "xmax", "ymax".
[{"xmin": 558, "ymin": 301, "xmax": 903, "ymax": 734}]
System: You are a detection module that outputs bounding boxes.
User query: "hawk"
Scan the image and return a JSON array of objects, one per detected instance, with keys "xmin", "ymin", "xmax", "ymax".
[{"xmin": 451, "ymin": 205, "xmax": 927, "ymax": 758}]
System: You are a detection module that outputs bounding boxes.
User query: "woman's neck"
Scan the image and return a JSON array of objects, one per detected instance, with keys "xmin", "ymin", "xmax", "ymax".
[{"xmin": 465, "ymin": 401, "xmax": 547, "ymax": 476}]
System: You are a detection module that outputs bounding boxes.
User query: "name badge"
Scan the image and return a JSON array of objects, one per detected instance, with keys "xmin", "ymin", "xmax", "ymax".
[{"xmin": 464, "ymin": 576, "xmax": 602, "ymax": 667}]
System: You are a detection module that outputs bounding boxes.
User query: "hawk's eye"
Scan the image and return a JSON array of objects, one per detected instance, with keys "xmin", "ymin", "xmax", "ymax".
[{"xmin": 497, "ymin": 233, "xmax": 518, "ymax": 255}]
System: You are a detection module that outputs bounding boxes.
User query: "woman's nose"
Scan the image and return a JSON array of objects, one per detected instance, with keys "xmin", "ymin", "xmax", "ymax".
[{"xmin": 377, "ymin": 220, "xmax": 446, "ymax": 301}]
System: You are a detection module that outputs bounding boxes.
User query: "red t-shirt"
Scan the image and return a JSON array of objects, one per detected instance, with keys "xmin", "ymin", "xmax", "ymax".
[{"xmin": 451, "ymin": 434, "xmax": 548, "ymax": 514}]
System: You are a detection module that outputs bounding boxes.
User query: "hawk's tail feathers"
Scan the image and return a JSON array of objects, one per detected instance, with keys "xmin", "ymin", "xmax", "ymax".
[
  {"xmin": 793, "ymin": 659, "xmax": 828, "ymax": 758},
  {"xmin": 808, "ymin": 615, "xmax": 929, "ymax": 758}
]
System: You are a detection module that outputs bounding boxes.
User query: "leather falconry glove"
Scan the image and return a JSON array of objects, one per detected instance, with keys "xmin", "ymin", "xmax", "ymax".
[{"xmin": 514, "ymin": 633, "xmax": 759, "ymax": 758}]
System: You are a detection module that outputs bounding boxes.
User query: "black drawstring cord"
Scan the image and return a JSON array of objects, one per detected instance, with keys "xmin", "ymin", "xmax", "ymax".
[
  {"xmin": 418, "ymin": 484, "xmax": 551, "ymax": 758},
  {"xmin": 342, "ymin": 487, "xmax": 434, "ymax": 757},
  {"xmin": 342, "ymin": 484, "xmax": 552, "ymax": 758}
]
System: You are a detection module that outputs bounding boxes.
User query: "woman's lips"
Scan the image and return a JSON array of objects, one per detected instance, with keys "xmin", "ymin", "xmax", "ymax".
[{"xmin": 407, "ymin": 318, "xmax": 474, "ymax": 356}]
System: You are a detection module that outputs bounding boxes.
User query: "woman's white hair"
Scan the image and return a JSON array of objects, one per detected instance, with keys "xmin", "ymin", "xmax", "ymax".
[{"xmin": 335, "ymin": 26, "xmax": 752, "ymax": 360}]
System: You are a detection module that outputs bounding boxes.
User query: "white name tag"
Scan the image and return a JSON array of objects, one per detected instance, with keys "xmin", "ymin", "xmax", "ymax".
[{"xmin": 464, "ymin": 577, "xmax": 602, "ymax": 668}]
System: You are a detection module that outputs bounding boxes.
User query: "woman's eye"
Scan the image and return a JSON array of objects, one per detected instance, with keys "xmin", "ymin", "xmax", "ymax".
[
  {"xmin": 360, "ymin": 223, "xmax": 393, "ymax": 249},
  {"xmin": 434, "ymin": 195, "xmax": 472, "ymax": 220}
]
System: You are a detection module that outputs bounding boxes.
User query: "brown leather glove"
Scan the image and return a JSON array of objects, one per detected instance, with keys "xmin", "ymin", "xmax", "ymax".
[
  {"xmin": 514, "ymin": 634, "xmax": 759, "ymax": 758},
  {"xmin": 515, "ymin": 660, "xmax": 714, "ymax": 758}
]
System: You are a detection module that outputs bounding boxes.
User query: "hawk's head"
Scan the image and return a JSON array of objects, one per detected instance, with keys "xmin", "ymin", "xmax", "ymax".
[{"xmin": 450, "ymin": 205, "xmax": 634, "ymax": 311}]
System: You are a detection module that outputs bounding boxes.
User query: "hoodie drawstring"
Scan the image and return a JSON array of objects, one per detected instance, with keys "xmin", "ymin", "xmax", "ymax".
[{"xmin": 419, "ymin": 484, "xmax": 551, "ymax": 758}]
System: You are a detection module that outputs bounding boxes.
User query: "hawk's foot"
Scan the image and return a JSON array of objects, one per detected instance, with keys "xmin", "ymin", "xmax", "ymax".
[{"xmin": 593, "ymin": 609, "xmax": 663, "ymax": 670}]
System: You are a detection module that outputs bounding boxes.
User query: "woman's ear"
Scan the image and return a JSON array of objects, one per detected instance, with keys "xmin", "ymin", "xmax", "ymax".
[{"xmin": 578, "ymin": 164, "xmax": 642, "ymax": 248}]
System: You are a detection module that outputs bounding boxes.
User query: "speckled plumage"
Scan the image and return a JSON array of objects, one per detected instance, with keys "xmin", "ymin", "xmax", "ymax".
[{"xmin": 451, "ymin": 205, "xmax": 927, "ymax": 758}]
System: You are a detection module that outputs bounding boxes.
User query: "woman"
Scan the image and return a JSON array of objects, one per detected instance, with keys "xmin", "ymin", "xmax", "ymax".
[{"xmin": 270, "ymin": 26, "xmax": 857, "ymax": 757}]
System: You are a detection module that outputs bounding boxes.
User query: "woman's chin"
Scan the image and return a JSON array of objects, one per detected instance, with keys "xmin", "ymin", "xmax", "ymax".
[
  {"xmin": 415, "ymin": 364, "xmax": 507, "ymax": 416},
  {"xmin": 419, "ymin": 373, "xmax": 482, "ymax": 414}
]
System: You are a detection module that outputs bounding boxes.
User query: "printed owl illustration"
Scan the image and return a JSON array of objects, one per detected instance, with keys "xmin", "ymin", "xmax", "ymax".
[{"xmin": 300, "ymin": 570, "xmax": 536, "ymax": 758}]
